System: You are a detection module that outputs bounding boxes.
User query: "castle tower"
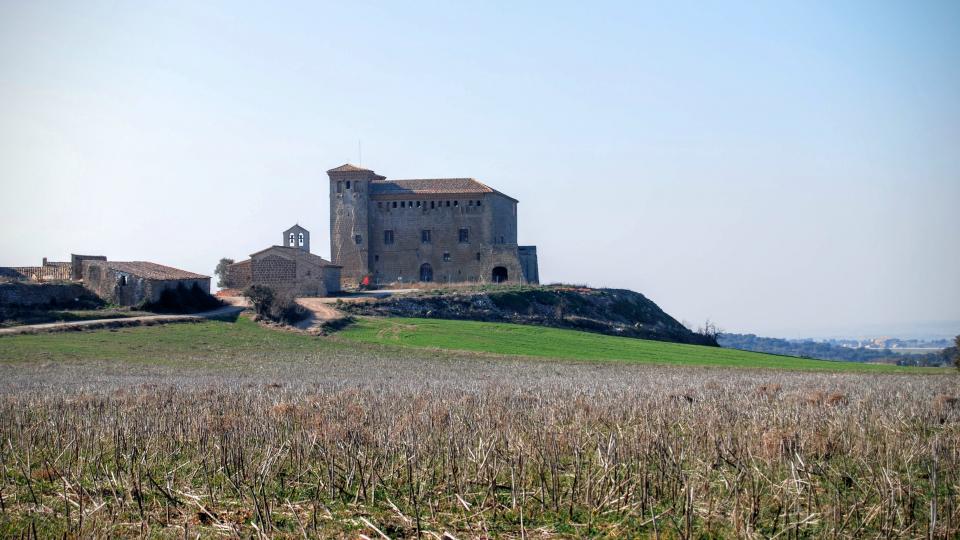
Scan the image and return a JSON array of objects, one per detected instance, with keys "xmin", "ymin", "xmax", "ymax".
[
  {"xmin": 328, "ymin": 164, "xmax": 382, "ymax": 286},
  {"xmin": 283, "ymin": 224, "xmax": 310, "ymax": 252}
]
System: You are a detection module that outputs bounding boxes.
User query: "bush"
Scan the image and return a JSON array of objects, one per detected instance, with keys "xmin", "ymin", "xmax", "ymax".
[
  {"xmin": 143, "ymin": 283, "xmax": 222, "ymax": 314},
  {"xmin": 243, "ymin": 285, "xmax": 308, "ymax": 325}
]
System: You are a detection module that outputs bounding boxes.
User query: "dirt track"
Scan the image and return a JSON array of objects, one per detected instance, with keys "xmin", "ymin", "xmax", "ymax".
[{"xmin": 0, "ymin": 305, "xmax": 244, "ymax": 336}]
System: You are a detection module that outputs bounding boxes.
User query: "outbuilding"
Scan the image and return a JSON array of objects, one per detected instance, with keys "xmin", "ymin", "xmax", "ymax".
[{"xmin": 81, "ymin": 260, "xmax": 211, "ymax": 306}]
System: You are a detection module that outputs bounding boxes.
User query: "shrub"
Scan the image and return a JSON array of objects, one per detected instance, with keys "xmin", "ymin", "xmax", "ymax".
[
  {"xmin": 243, "ymin": 285, "xmax": 308, "ymax": 325},
  {"xmin": 143, "ymin": 283, "xmax": 222, "ymax": 314}
]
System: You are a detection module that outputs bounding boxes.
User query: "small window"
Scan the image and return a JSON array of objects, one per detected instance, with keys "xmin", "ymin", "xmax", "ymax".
[
  {"xmin": 477, "ymin": 200, "xmax": 482, "ymax": 206},
  {"xmin": 430, "ymin": 201, "xmax": 435, "ymax": 209},
  {"xmin": 416, "ymin": 201, "xmax": 422, "ymax": 208},
  {"xmin": 119, "ymin": 275, "xmax": 127, "ymax": 286},
  {"xmin": 384, "ymin": 230, "xmax": 394, "ymax": 244},
  {"xmin": 378, "ymin": 202, "xmax": 383, "ymax": 208},
  {"xmin": 346, "ymin": 181, "xmax": 351, "ymax": 189},
  {"xmin": 453, "ymin": 200, "xmax": 459, "ymax": 207},
  {"xmin": 355, "ymin": 234, "xmax": 363, "ymax": 245},
  {"xmin": 421, "ymin": 230, "xmax": 431, "ymax": 244},
  {"xmin": 298, "ymin": 233, "xmax": 304, "ymax": 246},
  {"xmin": 289, "ymin": 233, "xmax": 295, "ymax": 246},
  {"xmin": 336, "ymin": 181, "xmax": 342, "ymax": 193},
  {"xmin": 459, "ymin": 228, "xmax": 469, "ymax": 243},
  {"xmin": 392, "ymin": 201, "xmax": 398, "ymax": 208},
  {"xmin": 401, "ymin": 201, "xmax": 406, "ymax": 208},
  {"xmin": 468, "ymin": 200, "xmax": 473, "ymax": 206},
  {"xmin": 443, "ymin": 252, "xmax": 451, "ymax": 262},
  {"xmin": 446, "ymin": 201, "xmax": 450, "ymax": 207},
  {"xmin": 374, "ymin": 254, "xmax": 379, "ymax": 262},
  {"xmin": 500, "ymin": 236, "xmax": 505, "ymax": 244},
  {"xmin": 476, "ymin": 252, "xmax": 481, "ymax": 261}
]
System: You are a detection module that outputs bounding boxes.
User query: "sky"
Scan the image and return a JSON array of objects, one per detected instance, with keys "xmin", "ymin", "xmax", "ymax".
[{"xmin": 1, "ymin": 1, "xmax": 958, "ymax": 338}]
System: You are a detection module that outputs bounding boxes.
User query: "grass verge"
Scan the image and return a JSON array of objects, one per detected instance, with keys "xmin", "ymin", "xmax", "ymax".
[{"xmin": 337, "ymin": 316, "xmax": 947, "ymax": 373}]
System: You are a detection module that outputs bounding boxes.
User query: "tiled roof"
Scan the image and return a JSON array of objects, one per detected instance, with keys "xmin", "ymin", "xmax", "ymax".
[
  {"xmin": 370, "ymin": 178, "xmax": 517, "ymax": 201},
  {"xmin": 248, "ymin": 246, "xmax": 342, "ymax": 267},
  {"xmin": 327, "ymin": 163, "xmax": 374, "ymax": 173},
  {"xmin": 86, "ymin": 261, "xmax": 210, "ymax": 280}
]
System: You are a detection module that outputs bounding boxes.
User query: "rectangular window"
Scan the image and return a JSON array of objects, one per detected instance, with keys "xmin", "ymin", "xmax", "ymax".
[
  {"xmin": 392, "ymin": 201, "xmax": 397, "ymax": 208},
  {"xmin": 355, "ymin": 234, "xmax": 362, "ymax": 245},
  {"xmin": 346, "ymin": 181, "xmax": 351, "ymax": 189},
  {"xmin": 459, "ymin": 228, "xmax": 469, "ymax": 243},
  {"xmin": 336, "ymin": 181, "xmax": 342, "ymax": 193},
  {"xmin": 401, "ymin": 201, "xmax": 406, "ymax": 208},
  {"xmin": 416, "ymin": 201, "xmax": 422, "ymax": 208},
  {"xmin": 430, "ymin": 201, "xmax": 435, "ymax": 209},
  {"xmin": 468, "ymin": 200, "xmax": 473, "ymax": 206},
  {"xmin": 421, "ymin": 230, "xmax": 431, "ymax": 244},
  {"xmin": 476, "ymin": 252, "xmax": 481, "ymax": 261},
  {"xmin": 453, "ymin": 200, "xmax": 459, "ymax": 207},
  {"xmin": 384, "ymin": 230, "xmax": 394, "ymax": 244},
  {"xmin": 443, "ymin": 252, "xmax": 451, "ymax": 262},
  {"xmin": 446, "ymin": 201, "xmax": 450, "ymax": 207}
]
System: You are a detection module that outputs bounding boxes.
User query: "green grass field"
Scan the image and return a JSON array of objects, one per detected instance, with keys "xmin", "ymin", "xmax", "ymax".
[
  {"xmin": 0, "ymin": 315, "xmax": 946, "ymax": 373},
  {"xmin": 338, "ymin": 316, "xmax": 943, "ymax": 373},
  {"xmin": 0, "ymin": 316, "xmax": 329, "ymax": 365}
]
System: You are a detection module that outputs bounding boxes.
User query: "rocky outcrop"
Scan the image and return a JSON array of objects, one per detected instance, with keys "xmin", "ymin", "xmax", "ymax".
[{"xmin": 337, "ymin": 286, "xmax": 717, "ymax": 346}]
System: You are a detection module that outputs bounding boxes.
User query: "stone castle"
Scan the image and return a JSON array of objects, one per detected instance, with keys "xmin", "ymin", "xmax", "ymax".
[{"xmin": 328, "ymin": 164, "xmax": 539, "ymax": 287}]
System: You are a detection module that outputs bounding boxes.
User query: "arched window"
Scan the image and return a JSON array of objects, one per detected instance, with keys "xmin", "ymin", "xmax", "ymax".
[
  {"xmin": 298, "ymin": 233, "xmax": 304, "ymax": 246},
  {"xmin": 289, "ymin": 233, "xmax": 295, "ymax": 246},
  {"xmin": 419, "ymin": 263, "xmax": 433, "ymax": 282}
]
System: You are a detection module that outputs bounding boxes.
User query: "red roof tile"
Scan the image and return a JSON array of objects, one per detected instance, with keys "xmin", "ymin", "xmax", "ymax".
[
  {"xmin": 370, "ymin": 178, "xmax": 518, "ymax": 201},
  {"xmin": 86, "ymin": 261, "xmax": 209, "ymax": 280},
  {"xmin": 327, "ymin": 163, "xmax": 375, "ymax": 173}
]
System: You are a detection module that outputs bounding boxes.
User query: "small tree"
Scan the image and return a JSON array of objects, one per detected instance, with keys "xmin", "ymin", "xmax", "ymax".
[
  {"xmin": 243, "ymin": 285, "xmax": 307, "ymax": 325},
  {"xmin": 214, "ymin": 258, "xmax": 235, "ymax": 289},
  {"xmin": 954, "ymin": 335, "xmax": 960, "ymax": 371}
]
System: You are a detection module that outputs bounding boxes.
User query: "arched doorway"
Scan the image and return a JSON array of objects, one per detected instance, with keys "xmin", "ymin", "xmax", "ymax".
[
  {"xmin": 492, "ymin": 266, "xmax": 508, "ymax": 283},
  {"xmin": 419, "ymin": 263, "xmax": 433, "ymax": 282}
]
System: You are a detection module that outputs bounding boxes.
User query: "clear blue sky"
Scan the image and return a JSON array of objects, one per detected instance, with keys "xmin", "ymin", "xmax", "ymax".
[{"xmin": 1, "ymin": 1, "xmax": 957, "ymax": 338}]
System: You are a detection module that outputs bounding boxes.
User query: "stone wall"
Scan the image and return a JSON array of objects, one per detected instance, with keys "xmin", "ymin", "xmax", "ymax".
[
  {"xmin": 248, "ymin": 247, "xmax": 338, "ymax": 297},
  {"xmin": 71, "ymin": 254, "xmax": 106, "ymax": 280},
  {"xmin": 224, "ymin": 260, "xmax": 252, "ymax": 289},
  {"xmin": 82, "ymin": 263, "xmax": 210, "ymax": 306},
  {"xmin": 365, "ymin": 192, "xmax": 530, "ymax": 285},
  {"xmin": 329, "ymin": 169, "xmax": 374, "ymax": 286},
  {"xmin": 0, "ymin": 282, "xmax": 97, "ymax": 307},
  {"xmin": 518, "ymin": 246, "xmax": 539, "ymax": 284}
]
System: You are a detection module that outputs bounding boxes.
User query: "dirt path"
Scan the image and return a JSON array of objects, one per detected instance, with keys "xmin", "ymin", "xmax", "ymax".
[
  {"xmin": 293, "ymin": 298, "xmax": 348, "ymax": 332},
  {"xmin": 0, "ymin": 305, "xmax": 244, "ymax": 337}
]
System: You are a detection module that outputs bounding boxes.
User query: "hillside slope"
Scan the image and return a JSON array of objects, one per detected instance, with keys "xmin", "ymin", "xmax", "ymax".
[
  {"xmin": 337, "ymin": 286, "xmax": 715, "ymax": 346},
  {"xmin": 338, "ymin": 317, "xmax": 938, "ymax": 372}
]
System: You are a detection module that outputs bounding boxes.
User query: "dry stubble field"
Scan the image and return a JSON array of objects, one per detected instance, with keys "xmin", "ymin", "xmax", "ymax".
[{"xmin": 0, "ymin": 320, "xmax": 957, "ymax": 538}]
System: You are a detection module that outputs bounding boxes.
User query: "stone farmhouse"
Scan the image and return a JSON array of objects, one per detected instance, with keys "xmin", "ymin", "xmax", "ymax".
[
  {"xmin": 0, "ymin": 255, "xmax": 210, "ymax": 307},
  {"xmin": 328, "ymin": 164, "xmax": 539, "ymax": 287},
  {"xmin": 223, "ymin": 225, "xmax": 342, "ymax": 296}
]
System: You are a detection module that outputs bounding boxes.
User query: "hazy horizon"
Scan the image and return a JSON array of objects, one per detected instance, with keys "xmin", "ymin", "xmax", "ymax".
[{"xmin": 1, "ymin": 1, "xmax": 958, "ymax": 338}]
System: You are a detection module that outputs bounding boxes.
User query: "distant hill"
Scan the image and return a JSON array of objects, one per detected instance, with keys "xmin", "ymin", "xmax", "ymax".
[
  {"xmin": 337, "ymin": 285, "xmax": 717, "ymax": 346},
  {"xmin": 718, "ymin": 333, "xmax": 954, "ymax": 367}
]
